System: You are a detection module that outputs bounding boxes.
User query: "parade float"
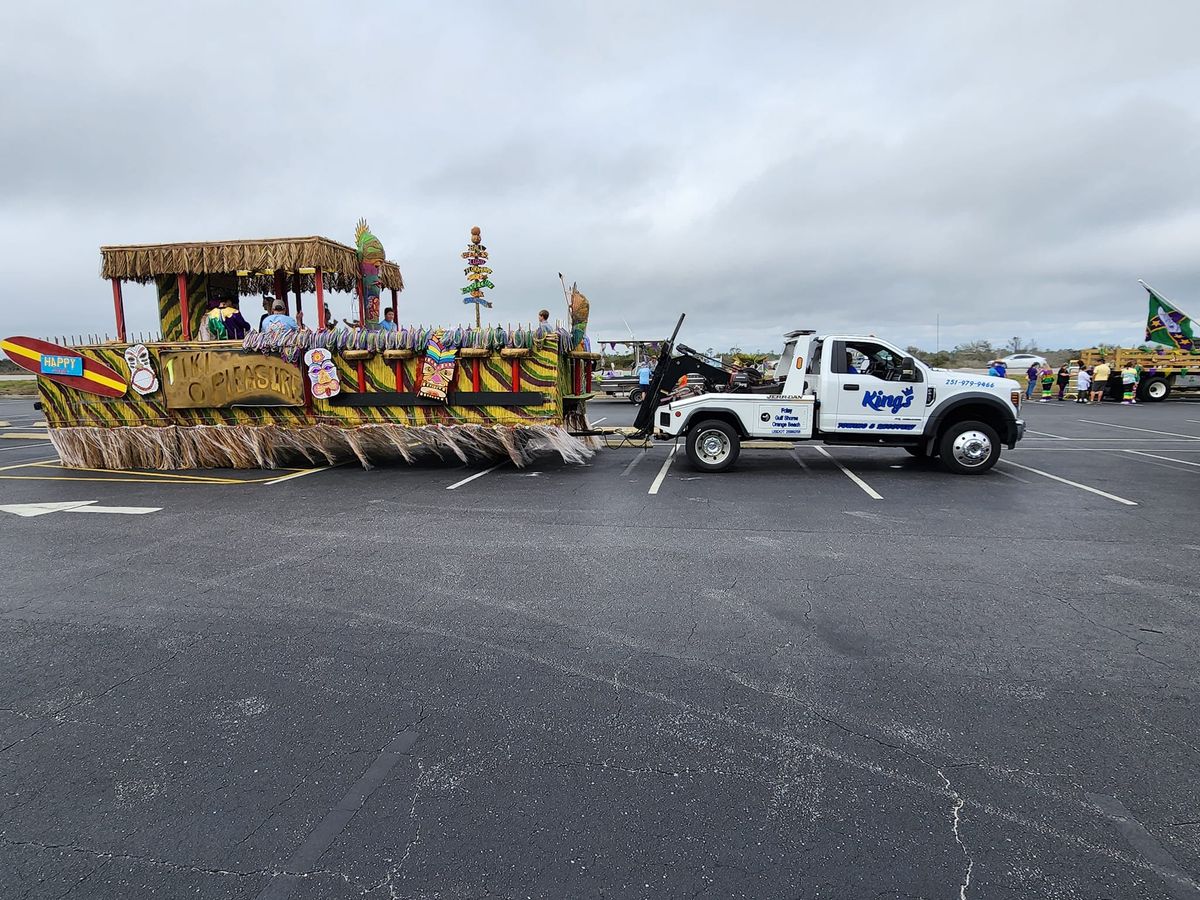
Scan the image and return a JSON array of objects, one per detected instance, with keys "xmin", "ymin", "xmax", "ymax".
[{"xmin": 1, "ymin": 224, "xmax": 600, "ymax": 470}]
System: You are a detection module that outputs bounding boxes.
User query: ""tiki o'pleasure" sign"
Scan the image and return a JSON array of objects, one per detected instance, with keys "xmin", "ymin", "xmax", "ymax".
[{"xmin": 160, "ymin": 350, "xmax": 303, "ymax": 408}]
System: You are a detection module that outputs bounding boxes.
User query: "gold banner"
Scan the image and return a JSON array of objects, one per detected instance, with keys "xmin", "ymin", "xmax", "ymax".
[{"xmin": 161, "ymin": 350, "xmax": 303, "ymax": 409}]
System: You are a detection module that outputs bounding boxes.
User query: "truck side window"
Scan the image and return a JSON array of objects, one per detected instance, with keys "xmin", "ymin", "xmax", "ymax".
[{"xmin": 843, "ymin": 340, "xmax": 919, "ymax": 383}]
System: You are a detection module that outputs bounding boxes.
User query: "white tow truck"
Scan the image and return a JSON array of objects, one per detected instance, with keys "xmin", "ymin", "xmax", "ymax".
[{"xmin": 652, "ymin": 330, "xmax": 1025, "ymax": 475}]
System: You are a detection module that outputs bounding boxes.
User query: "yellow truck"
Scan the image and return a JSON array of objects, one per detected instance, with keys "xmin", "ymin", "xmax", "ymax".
[{"xmin": 1076, "ymin": 347, "xmax": 1200, "ymax": 401}]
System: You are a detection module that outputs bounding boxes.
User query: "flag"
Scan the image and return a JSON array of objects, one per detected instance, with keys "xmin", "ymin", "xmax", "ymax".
[{"xmin": 1144, "ymin": 283, "xmax": 1195, "ymax": 351}]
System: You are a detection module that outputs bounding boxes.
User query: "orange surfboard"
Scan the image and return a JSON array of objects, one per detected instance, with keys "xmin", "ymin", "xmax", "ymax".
[{"xmin": 1, "ymin": 336, "xmax": 127, "ymax": 398}]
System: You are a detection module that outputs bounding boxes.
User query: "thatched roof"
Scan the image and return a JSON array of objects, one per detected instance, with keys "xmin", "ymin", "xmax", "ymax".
[{"xmin": 100, "ymin": 236, "xmax": 404, "ymax": 294}]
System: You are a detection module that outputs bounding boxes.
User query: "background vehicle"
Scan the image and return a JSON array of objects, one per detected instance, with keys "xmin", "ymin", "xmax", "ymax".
[
  {"xmin": 645, "ymin": 323, "xmax": 1024, "ymax": 475},
  {"xmin": 1076, "ymin": 347, "xmax": 1200, "ymax": 401},
  {"xmin": 1000, "ymin": 352, "xmax": 1048, "ymax": 369}
]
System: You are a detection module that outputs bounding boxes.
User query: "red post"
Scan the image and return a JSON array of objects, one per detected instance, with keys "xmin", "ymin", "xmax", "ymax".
[
  {"xmin": 511, "ymin": 358, "xmax": 520, "ymax": 392},
  {"xmin": 177, "ymin": 273, "xmax": 191, "ymax": 340},
  {"xmin": 573, "ymin": 359, "xmax": 582, "ymax": 395},
  {"xmin": 314, "ymin": 268, "xmax": 326, "ymax": 329},
  {"xmin": 471, "ymin": 359, "xmax": 481, "ymax": 392},
  {"xmin": 413, "ymin": 359, "xmax": 425, "ymax": 394},
  {"xmin": 111, "ymin": 278, "xmax": 127, "ymax": 342},
  {"xmin": 395, "ymin": 361, "xmax": 406, "ymax": 391},
  {"xmin": 356, "ymin": 361, "xmax": 366, "ymax": 392},
  {"xmin": 586, "ymin": 361, "xmax": 593, "ymax": 393},
  {"xmin": 293, "ymin": 273, "xmax": 303, "ymax": 319},
  {"xmin": 274, "ymin": 271, "xmax": 288, "ymax": 314},
  {"xmin": 356, "ymin": 275, "xmax": 366, "ymax": 326}
]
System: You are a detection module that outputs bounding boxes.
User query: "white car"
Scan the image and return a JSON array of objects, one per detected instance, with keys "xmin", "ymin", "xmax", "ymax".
[{"xmin": 1000, "ymin": 353, "xmax": 1048, "ymax": 369}]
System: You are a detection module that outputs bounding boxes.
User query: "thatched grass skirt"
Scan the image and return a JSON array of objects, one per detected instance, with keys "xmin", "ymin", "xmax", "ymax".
[{"xmin": 48, "ymin": 422, "xmax": 597, "ymax": 470}]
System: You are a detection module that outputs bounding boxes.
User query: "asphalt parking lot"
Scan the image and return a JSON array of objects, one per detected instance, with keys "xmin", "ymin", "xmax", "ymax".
[{"xmin": 1, "ymin": 393, "xmax": 1199, "ymax": 899}]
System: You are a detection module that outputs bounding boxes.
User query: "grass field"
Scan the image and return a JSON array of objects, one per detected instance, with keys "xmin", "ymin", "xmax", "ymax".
[{"xmin": 0, "ymin": 380, "xmax": 37, "ymax": 396}]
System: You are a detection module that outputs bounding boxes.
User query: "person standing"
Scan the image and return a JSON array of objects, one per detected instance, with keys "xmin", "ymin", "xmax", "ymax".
[
  {"xmin": 1038, "ymin": 366, "xmax": 1055, "ymax": 402},
  {"xmin": 1090, "ymin": 358, "xmax": 1111, "ymax": 403},
  {"xmin": 637, "ymin": 360, "xmax": 652, "ymax": 401},
  {"xmin": 378, "ymin": 307, "xmax": 398, "ymax": 333},
  {"xmin": 1075, "ymin": 366, "xmax": 1091, "ymax": 403},
  {"xmin": 1055, "ymin": 364, "xmax": 1070, "ymax": 401},
  {"xmin": 1025, "ymin": 363, "xmax": 1039, "ymax": 400},
  {"xmin": 536, "ymin": 309, "xmax": 553, "ymax": 335},
  {"xmin": 1121, "ymin": 363, "xmax": 1138, "ymax": 404}
]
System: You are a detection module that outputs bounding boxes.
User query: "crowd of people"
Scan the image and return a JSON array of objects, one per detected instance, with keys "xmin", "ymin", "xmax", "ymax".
[{"xmin": 1018, "ymin": 358, "xmax": 1143, "ymax": 405}]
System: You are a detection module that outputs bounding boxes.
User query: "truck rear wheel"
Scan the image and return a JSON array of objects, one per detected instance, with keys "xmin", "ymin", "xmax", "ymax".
[
  {"xmin": 1140, "ymin": 377, "xmax": 1170, "ymax": 402},
  {"xmin": 938, "ymin": 420, "xmax": 1000, "ymax": 475},
  {"xmin": 629, "ymin": 388, "xmax": 646, "ymax": 404},
  {"xmin": 686, "ymin": 419, "xmax": 740, "ymax": 472}
]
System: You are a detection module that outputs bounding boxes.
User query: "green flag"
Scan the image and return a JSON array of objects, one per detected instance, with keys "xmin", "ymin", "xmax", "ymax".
[{"xmin": 1143, "ymin": 283, "xmax": 1195, "ymax": 351}]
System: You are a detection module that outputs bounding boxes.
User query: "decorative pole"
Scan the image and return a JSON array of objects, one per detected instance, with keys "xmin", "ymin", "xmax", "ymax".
[{"xmin": 461, "ymin": 225, "xmax": 494, "ymax": 329}]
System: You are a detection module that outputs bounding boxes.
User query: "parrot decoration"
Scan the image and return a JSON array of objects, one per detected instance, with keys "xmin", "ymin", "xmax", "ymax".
[
  {"xmin": 569, "ymin": 284, "xmax": 590, "ymax": 351},
  {"xmin": 355, "ymin": 218, "xmax": 386, "ymax": 329}
]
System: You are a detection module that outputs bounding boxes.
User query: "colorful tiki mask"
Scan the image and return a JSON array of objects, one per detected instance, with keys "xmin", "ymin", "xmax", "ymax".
[{"xmin": 304, "ymin": 348, "xmax": 341, "ymax": 399}]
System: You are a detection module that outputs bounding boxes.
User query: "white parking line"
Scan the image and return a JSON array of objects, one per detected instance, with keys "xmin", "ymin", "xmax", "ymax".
[
  {"xmin": 0, "ymin": 440, "xmax": 52, "ymax": 453},
  {"xmin": 814, "ymin": 446, "xmax": 882, "ymax": 500},
  {"xmin": 446, "ymin": 462, "xmax": 505, "ymax": 490},
  {"xmin": 999, "ymin": 459, "xmax": 1137, "ymax": 506},
  {"xmin": 1122, "ymin": 449, "xmax": 1200, "ymax": 469},
  {"xmin": 621, "ymin": 449, "xmax": 647, "ymax": 476},
  {"xmin": 1077, "ymin": 419, "xmax": 1200, "ymax": 440},
  {"xmin": 648, "ymin": 445, "xmax": 677, "ymax": 495},
  {"xmin": 1027, "ymin": 429, "xmax": 1070, "ymax": 440},
  {"xmin": 590, "ymin": 417, "xmax": 607, "ymax": 426}
]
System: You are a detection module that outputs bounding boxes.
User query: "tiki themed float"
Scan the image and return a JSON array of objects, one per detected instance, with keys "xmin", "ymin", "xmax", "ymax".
[{"xmin": 2, "ymin": 224, "xmax": 601, "ymax": 470}]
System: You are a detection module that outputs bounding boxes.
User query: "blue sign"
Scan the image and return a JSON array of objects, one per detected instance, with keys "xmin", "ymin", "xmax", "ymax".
[
  {"xmin": 862, "ymin": 386, "xmax": 914, "ymax": 414},
  {"xmin": 40, "ymin": 354, "xmax": 83, "ymax": 376}
]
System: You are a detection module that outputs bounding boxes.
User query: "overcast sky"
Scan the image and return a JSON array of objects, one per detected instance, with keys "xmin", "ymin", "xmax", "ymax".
[{"xmin": 2, "ymin": 1, "xmax": 1198, "ymax": 354}]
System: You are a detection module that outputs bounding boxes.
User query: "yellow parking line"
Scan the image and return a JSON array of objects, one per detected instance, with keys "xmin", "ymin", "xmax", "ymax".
[
  {"xmin": 0, "ymin": 457, "xmax": 57, "ymax": 472},
  {"xmin": 29, "ymin": 462, "xmax": 246, "ymax": 484},
  {"xmin": 1, "ymin": 432, "xmax": 52, "ymax": 440}
]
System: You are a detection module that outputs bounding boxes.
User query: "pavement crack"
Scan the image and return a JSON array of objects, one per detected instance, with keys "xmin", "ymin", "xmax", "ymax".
[{"xmin": 937, "ymin": 769, "xmax": 974, "ymax": 900}]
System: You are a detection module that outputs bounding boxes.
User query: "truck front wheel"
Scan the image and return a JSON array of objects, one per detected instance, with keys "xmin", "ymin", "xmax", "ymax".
[
  {"xmin": 686, "ymin": 420, "xmax": 741, "ymax": 472},
  {"xmin": 938, "ymin": 420, "xmax": 1000, "ymax": 475}
]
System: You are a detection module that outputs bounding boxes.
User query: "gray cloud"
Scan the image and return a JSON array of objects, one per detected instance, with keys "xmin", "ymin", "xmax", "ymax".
[{"xmin": 2, "ymin": 0, "xmax": 1198, "ymax": 354}]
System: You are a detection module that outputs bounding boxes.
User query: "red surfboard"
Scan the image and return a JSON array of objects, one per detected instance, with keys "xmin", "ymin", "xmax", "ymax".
[{"xmin": 1, "ymin": 336, "xmax": 127, "ymax": 398}]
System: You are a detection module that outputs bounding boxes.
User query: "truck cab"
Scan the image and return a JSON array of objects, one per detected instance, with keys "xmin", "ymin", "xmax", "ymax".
[{"xmin": 653, "ymin": 331, "xmax": 1025, "ymax": 475}]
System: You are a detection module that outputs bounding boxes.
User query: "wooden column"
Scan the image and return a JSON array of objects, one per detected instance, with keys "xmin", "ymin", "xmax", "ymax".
[
  {"xmin": 274, "ymin": 271, "xmax": 288, "ymax": 314},
  {"xmin": 471, "ymin": 359, "xmax": 481, "ymax": 392},
  {"xmin": 511, "ymin": 358, "xmax": 521, "ymax": 392},
  {"xmin": 111, "ymin": 278, "xmax": 127, "ymax": 342},
  {"xmin": 292, "ymin": 273, "xmax": 303, "ymax": 319},
  {"xmin": 177, "ymin": 273, "xmax": 191, "ymax": 340},
  {"xmin": 389, "ymin": 287, "xmax": 398, "ymax": 320},
  {"xmin": 314, "ymin": 268, "xmax": 326, "ymax": 329}
]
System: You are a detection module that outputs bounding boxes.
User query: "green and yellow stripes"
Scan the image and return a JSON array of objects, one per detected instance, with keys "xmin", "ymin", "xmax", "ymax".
[{"xmin": 155, "ymin": 275, "xmax": 209, "ymax": 341}]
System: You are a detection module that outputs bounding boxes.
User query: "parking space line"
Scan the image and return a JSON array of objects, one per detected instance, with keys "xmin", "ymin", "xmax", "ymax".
[
  {"xmin": 262, "ymin": 465, "xmax": 342, "ymax": 486},
  {"xmin": 1027, "ymin": 429, "xmax": 1070, "ymax": 440},
  {"xmin": 1122, "ymin": 449, "xmax": 1200, "ymax": 470},
  {"xmin": 29, "ymin": 461, "xmax": 245, "ymax": 484},
  {"xmin": 648, "ymin": 445, "xmax": 677, "ymax": 495},
  {"xmin": 621, "ymin": 449, "xmax": 647, "ymax": 476},
  {"xmin": 0, "ymin": 457, "xmax": 56, "ymax": 472},
  {"xmin": 446, "ymin": 462, "xmax": 505, "ymax": 490},
  {"xmin": 1078, "ymin": 419, "xmax": 1200, "ymax": 440},
  {"xmin": 0, "ymin": 441, "xmax": 52, "ymax": 452},
  {"xmin": 814, "ymin": 446, "xmax": 883, "ymax": 500},
  {"xmin": 0, "ymin": 432, "xmax": 48, "ymax": 440},
  {"xmin": 590, "ymin": 417, "xmax": 607, "ymax": 425},
  {"xmin": 999, "ymin": 459, "xmax": 1137, "ymax": 506}
]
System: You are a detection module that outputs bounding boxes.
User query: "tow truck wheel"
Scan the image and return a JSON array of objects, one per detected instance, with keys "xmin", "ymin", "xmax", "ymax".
[
  {"xmin": 686, "ymin": 419, "xmax": 740, "ymax": 472},
  {"xmin": 629, "ymin": 388, "xmax": 646, "ymax": 404},
  {"xmin": 938, "ymin": 420, "xmax": 1000, "ymax": 475}
]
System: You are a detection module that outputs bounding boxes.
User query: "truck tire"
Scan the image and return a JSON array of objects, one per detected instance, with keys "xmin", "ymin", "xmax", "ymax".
[
  {"xmin": 1140, "ymin": 377, "xmax": 1170, "ymax": 402},
  {"xmin": 938, "ymin": 420, "xmax": 1000, "ymax": 475},
  {"xmin": 629, "ymin": 388, "xmax": 646, "ymax": 404},
  {"xmin": 686, "ymin": 419, "xmax": 740, "ymax": 472}
]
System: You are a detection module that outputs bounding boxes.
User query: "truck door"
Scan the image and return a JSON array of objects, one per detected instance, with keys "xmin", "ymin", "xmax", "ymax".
[{"xmin": 820, "ymin": 339, "xmax": 926, "ymax": 435}]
